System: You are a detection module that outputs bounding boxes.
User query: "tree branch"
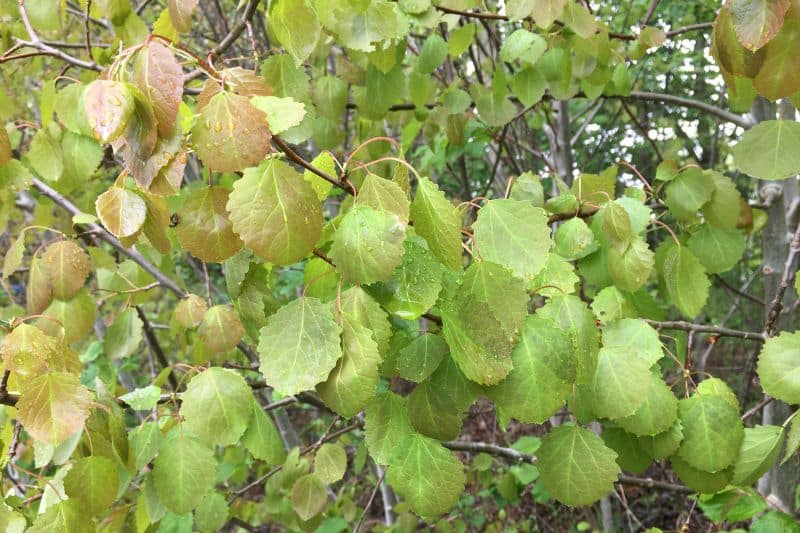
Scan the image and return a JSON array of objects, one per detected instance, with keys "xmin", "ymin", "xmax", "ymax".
[
  {"xmin": 623, "ymin": 91, "xmax": 753, "ymax": 129},
  {"xmin": 765, "ymin": 221, "xmax": 800, "ymax": 336},
  {"xmin": 443, "ymin": 440, "xmax": 693, "ymax": 493},
  {"xmin": 646, "ymin": 319, "xmax": 766, "ymax": 341}
]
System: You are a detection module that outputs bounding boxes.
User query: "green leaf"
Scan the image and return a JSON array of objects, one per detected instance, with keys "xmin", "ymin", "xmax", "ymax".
[
  {"xmin": 639, "ymin": 420, "xmax": 683, "ymax": 460},
  {"xmin": 104, "ymin": 307, "xmax": 143, "ymax": 359},
  {"xmin": 500, "ymin": 30, "xmax": 546, "ymax": 66},
  {"xmin": 530, "ymin": 253, "xmax": 579, "ymax": 297},
  {"xmin": 2, "ymin": 232, "xmax": 24, "ymax": 279},
  {"xmin": 250, "ymin": 96, "xmax": 306, "ymax": 134},
  {"xmin": 395, "ymin": 333, "xmax": 447, "ymax": 383},
  {"xmin": 732, "ymin": 425, "xmax": 784, "ymax": 485},
  {"xmin": 535, "ymin": 295, "xmax": 599, "ymax": 384},
  {"xmin": 601, "ymin": 201, "xmax": 633, "ymax": 251},
  {"xmin": 27, "ymin": 129, "xmax": 63, "ymax": 182},
  {"xmin": 601, "ymin": 427, "xmax": 652, "ymax": 474},
  {"xmin": 732, "ymin": 120, "xmax": 800, "ymax": 180},
  {"xmin": 37, "ymin": 290, "xmax": 95, "ymax": 344},
  {"xmin": 176, "ymin": 186, "xmax": 243, "ymax": 262},
  {"xmin": 340, "ymin": 286, "xmax": 392, "ymax": 356},
  {"xmin": 227, "ymin": 158, "xmax": 322, "ymax": 265},
  {"xmin": 387, "ymin": 433, "xmax": 465, "ymax": 517},
  {"xmin": 486, "ymin": 316, "xmax": 573, "ymax": 424},
  {"xmin": 153, "ymin": 431, "xmax": 217, "ymax": 514},
  {"xmin": 329, "ymin": 205, "xmax": 406, "ymax": 284},
  {"xmin": 194, "ymin": 492, "xmax": 229, "ymax": 533},
  {"xmin": 83, "ymin": 80, "xmax": 135, "ymax": 143},
  {"xmin": 61, "ymin": 132, "xmax": 103, "ymax": 185},
  {"xmin": 442, "ymin": 261, "xmax": 528, "ymax": 385},
  {"xmin": 783, "ymin": 416, "xmax": 800, "ymax": 465},
  {"xmin": 191, "ymin": 92, "xmax": 271, "ymax": 172},
  {"xmin": 472, "ymin": 199, "xmax": 551, "ymax": 280},
  {"xmin": 371, "ymin": 236, "xmax": 443, "ymax": 320},
  {"xmin": 197, "ymin": 305, "xmax": 244, "ymax": 354},
  {"xmin": 95, "ymin": 186, "xmax": 147, "ymax": 239},
  {"xmin": 670, "ymin": 455, "xmax": 733, "ymax": 493},
  {"xmin": 315, "ymin": 442, "xmax": 347, "ymax": 484},
  {"xmin": 447, "ymin": 23, "xmax": 476, "ymax": 56},
  {"xmin": 318, "ymin": 0, "xmax": 408, "ymax": 53},
  {"xmin": 291, "ymin": 473, "xmax": 327, "ymax": 521},
  {"xmin": 119, "ymin": 385, "xmax": 161, "ymax": 411},
  {"xmin": 664, "ymin": 167, "xmax": 715, "ymax": 220},
  {"xmin": 590, "ymin": 345, "xmax": 654, "ymax": 420},
  {"xmin": 63, "ymin": 456, "xmax": 119, "ymax": 516},
  {"xmin": 702, "ymin": 172, "xmax": 742, "ymax": 229},
  {"xmin": 410, "ymin": 176, "xmax": 463, "ymax": 270},
  {"xmin": 537, "ymin": 425, "xmax": 621, "ymax": 506},
  {"xmin": 365, "ymin": 392, "xmax": 414, "ymax": 465},
  {"xmin": 561, "ymin": 0, "xmax": 596, "ymax": 38},
  {"xmin": 417, "ymin": 34, "xmax": 447, "ymax": 74},
  {"xmin": 258, "ymin": 297, "xmax": 342, "ymax": 395},
  {"xmin": 687, "ymin": 224, "xmax": 745, "ymax": 274},
  {"xmin": 475, "ymin": 87, "xmax": 516, "ymax": 127},
  {"xmin": 530, "ymin": 0, "xmax": 566, "ymax": 28},
  {"xmin": 697, "ymin": 377, "xmax": 741, "ymax": 410},
  {"xmin": 602, "ymin": 319, "xmax": 664, "ymax": 366},
  {"xmin": 242, "ymin": 400, "xmax": 287, "ymax": 465},
  {"xmin": 756, "ymin": 331, "xmax": 800, "ymax": 404},
  {"xmin": 317, "ymin": 312, "xmax": 381, "ymax": 417},
  {"xmin": 618, "ymin": 375, "xmax": 678, "ymax": 436},
  {"xmin": 261, "ymin": 54, "xmax": 310, "ymax": 98},
  {"xmin": 751, "ymin": 511, "xmax": 800, "ymax": 532},
  {"xmin": 27, "ymin": 501, "xmax": 84, "ymax": 533},
  {"xmin": 554, "ymin": 218, "xmax": 598, "ymax": 260},
  {"xmin": 607, "ymin": 238, "xmax": 654, "ymax": 292},
  {"xmin": 655, "ymin": 241, "xmax": 710, "ymax": 318},
  {"xmin": 269, "ymin": 0, "xmax": 321, "ymax": 66},
  {"xmin": 18, "ymin": 372, "xmax": 92, "ymax": 445},
  {"xmin": 590, "ymin": 286, "xmax": 636, "ymax": 323},
  {"xmin": 304, "ymin": 151, "xmax": 337, "ymax": 200},
  {"xmin": 356, "ymin": 173, "xmax": 410, "ymax": 223},
  {"xmin": 180, "ymin": 367, "xmax": 253, "ymax": 446},
  {"xmin": 676, "ymin": 393, "xmax": 744, "ymax": 472},
  {"xmin": 510, "ymin": 68, "xmax": 547, "ymax": 107},
  {"xmin": 129, "ymin": 422, "xmax": 163, "ymax": 470}
]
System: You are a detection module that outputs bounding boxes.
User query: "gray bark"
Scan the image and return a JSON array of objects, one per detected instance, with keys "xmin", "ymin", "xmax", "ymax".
[{"xmin": 754, "ymin": 97, "xmax": 799, "ymax": 511}]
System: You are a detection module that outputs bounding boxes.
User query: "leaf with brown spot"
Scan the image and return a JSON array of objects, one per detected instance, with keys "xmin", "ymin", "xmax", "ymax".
[{"xmin": 176, "ymin": 186, "xmax": 243, "ymax": 262}]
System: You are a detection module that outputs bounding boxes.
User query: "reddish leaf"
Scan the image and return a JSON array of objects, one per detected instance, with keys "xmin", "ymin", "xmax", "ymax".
[
  {"xmin": 132, "ymin": 41, "xmax": 183, "ymax": 137},
  {"xmin": 730, "ymin": 0, "xmax": 790, "ymax": 51},
  {"xmin": 83, "ymin": 80, "xmax": 135, "ymax": 143}
]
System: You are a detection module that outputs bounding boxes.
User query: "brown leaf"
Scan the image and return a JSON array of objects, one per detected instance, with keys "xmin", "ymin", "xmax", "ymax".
[
  {"xmin": 113, "ymin": 89, "xmax": 159, "ymax": 189},
  {"xmin": 730, "ymin": 0, "xmax": 790, "ymax": 51},
  {"xmin": 132, "ymin": 41, "xmax": 183, "ymax": 137}
]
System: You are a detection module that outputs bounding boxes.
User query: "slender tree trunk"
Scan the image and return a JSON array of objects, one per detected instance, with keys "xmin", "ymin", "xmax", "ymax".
[{"xmin": 755, "ymin": 98, "xmax": 799, "ymax": 511}]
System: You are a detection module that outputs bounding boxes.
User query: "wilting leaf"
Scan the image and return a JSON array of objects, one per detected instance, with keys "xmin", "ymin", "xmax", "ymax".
[
  {"xmin": 83, "ymin": 80, "xmax": 135, "ymax": 143},
  {"xmin": 132, "ymin": 41, "xmax": 183, "ymax": 137}
]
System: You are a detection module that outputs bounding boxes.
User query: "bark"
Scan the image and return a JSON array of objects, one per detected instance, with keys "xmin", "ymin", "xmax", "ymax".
[{"xmin": 755, "ymin": 97, "xmax": 799, "ymax": 511}]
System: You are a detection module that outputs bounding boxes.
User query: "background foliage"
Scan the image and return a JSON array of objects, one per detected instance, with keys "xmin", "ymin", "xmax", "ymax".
[{"xmin": 0, "ymin": 0, "xmax": 799, "ymax": 531}]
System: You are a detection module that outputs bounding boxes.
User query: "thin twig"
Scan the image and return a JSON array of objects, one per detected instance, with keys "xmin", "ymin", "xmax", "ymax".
[
  {"xmin": 646, "ymin": 319, "xmax": 766, "ymax": 341},
  {"xmin": 354, "ymin": 467, "xmax": 387, "ymax": 533}
]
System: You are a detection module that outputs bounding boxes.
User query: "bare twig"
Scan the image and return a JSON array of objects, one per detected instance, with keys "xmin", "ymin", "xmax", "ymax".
[
  {"xmin": 646, "ymin": 319, "xmax": 766, "ymax": 341},
  {"xmin": 354, "ymin": 467, "xmax": 386, "ymax": 533}
]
